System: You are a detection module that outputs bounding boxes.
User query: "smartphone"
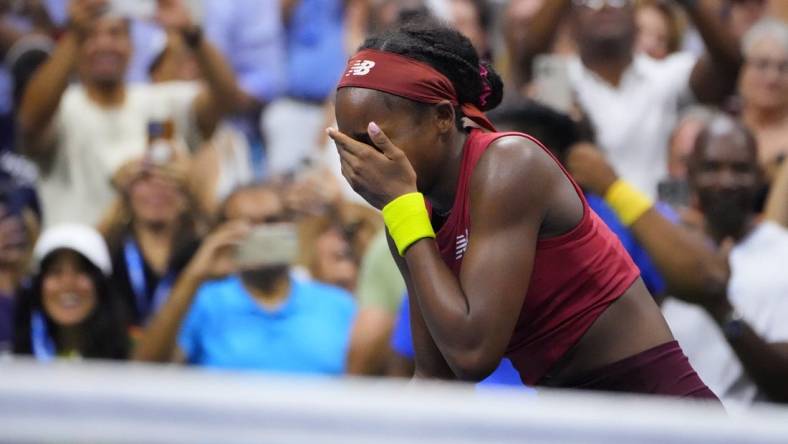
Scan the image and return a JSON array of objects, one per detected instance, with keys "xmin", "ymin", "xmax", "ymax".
[
  {"xmin": 532, "ymin": 55, "xmax": 574, "ymax": 114},
  {"xmin": 146, "ymin": 121, "xmax": 175, "ymax": 165},
  {"xmin": 108, "ymin": 0, "xmax": 202, "ymax": 23},
  {"xmin": 235, "ymin": 223, "xmax": 299, "ymax": 269},
  {"xmin": 108, "ymin": 0, "xmax": 157, "ymax": 20},
  {"xmin": 657, "ymin": 178, "xmax": 690, "ymax": 208}
]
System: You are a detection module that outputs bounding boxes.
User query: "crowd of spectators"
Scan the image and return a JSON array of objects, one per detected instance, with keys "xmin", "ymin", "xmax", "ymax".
[{"xmin": 0, "ymin": 0, "xmax": 786, "ymax": 413}]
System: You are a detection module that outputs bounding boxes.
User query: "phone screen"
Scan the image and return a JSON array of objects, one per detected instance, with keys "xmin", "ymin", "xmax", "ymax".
[
  {"xmin": 235, "ymin": 223, "xmax": 299, "ymax": 269},
  {"xmin": 657, "ymin": 178, "xmax": 690, "ymax": 208},
  {"xmin": 108, "ymin": 0, "xmax": 156, "ymax": 20},
  {"xmin": 532, "ymin": 55, "xmax": 574, "ymax": 114}
]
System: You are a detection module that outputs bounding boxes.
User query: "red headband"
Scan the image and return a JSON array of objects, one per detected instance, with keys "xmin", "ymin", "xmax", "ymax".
[{"xmin": 337, "ymin": 49, "xmax": 496, "ymax": 132}]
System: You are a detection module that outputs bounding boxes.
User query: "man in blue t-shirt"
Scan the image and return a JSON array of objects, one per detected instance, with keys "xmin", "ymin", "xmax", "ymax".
[{"xmin": 134, "ymin": 183, "xmax": 356, "ymax": 375}]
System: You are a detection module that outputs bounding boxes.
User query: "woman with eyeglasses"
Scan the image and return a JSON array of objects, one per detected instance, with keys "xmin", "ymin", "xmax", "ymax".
[{"xmin": 738, "ymin": 18, "xmax": 788, "ymax": 179}]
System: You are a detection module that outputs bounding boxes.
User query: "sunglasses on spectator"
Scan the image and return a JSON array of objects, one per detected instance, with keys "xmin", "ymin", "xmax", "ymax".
[
  {"xmin": 746, "ymin": 57, "xmax": 788, "ymax": 75},
  {"xmin": 573, "ymin": 0, "xmax": 632, "ymax": 10}
]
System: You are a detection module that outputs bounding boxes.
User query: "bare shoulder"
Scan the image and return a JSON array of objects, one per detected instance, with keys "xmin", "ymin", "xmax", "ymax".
[
  {"xmin": 470, "ymin": 135, "xmax": 563, "ymax": 212},
  {"xmin": 472, "ymin": 136, "xmax": 563, "ymax": 199}
]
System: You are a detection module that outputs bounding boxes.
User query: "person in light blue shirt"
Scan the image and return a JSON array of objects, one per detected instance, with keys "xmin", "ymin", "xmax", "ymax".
[
  {"xmin": 180, "ymin": 274, "xmax": 356, "ymax": 373},
  {"xmin": 133, "ymin": 183, "xmax": 357, "ymax": 375}
]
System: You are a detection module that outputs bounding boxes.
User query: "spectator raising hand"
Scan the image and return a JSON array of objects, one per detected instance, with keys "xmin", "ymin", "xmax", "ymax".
[
  {"xmin": 19, "ymin": 0, "xmax": 243, "ymax": 228},
  {"xmin": 566, "ymin": 142, "xmax": 729, "ymax": 304},
  {"xmin": 66, "ymin": 0, "xmax": 106, "ymax": 38},
  {"xmin": 183, "ymin": 220, "xmax": 250, "ymax": 282},
  {"xmin": 505, "ymin": 0, "xmax": 743, "ymax": 199}
]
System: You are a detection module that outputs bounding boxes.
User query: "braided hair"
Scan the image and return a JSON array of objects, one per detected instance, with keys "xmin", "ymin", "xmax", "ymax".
[{"xmin": 359, "ymin": 20, "xmax": 504, "ymax": 116}]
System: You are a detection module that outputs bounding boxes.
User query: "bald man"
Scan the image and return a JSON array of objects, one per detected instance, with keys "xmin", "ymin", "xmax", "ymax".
[{"xmin": 661, "ymin": 115, "xmax": 788, "ymax": 409}]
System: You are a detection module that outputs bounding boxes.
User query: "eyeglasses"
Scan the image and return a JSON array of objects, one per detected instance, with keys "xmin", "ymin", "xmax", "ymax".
[
  {"xmin": 572, "ymin": 0, "xmax": 632, "ymax": 10},
  {"xmin": 746, "ymin": 57, "xmax": 788, "ymax": 76}
]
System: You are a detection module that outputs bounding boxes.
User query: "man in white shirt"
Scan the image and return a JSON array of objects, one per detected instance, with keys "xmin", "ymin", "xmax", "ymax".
[
  {"xmin": 661, "ymin": 115, "xmax": 788, "ymax": 409},
  {"xmin": 505, "ymin": 0, "xmax": 743, "ymax": 198},
  {"xmin": 18, "ymin": 0, "xmax": 244, "ymax": 227}
]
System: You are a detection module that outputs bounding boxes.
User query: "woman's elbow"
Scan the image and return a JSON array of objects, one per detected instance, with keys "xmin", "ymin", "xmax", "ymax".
[{"xmin": 448, "ymin": 349, "xmax": 500, "ymax": 382}]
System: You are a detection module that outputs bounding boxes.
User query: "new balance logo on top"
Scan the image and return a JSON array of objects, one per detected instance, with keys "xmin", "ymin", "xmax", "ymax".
[
  {"xmin": 455, "ymin": 229, "xmax": 469, "ymax": 260},
  {"xmin": 346, "ymin": 60, "xmax": 376, "ymax": 76}
]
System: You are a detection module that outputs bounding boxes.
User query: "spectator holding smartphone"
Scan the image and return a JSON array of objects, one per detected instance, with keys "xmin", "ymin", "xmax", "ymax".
[
  {"xmin": 100, "ymin": 156, "xmax": 203, "ymax": 332},
  {"xmin": 134, "ymin": 183, "xmax": 357, "ymax": 375},
  {"xmin": 18, "ymin": 0, "xmax": 245, "ymax": 228}
]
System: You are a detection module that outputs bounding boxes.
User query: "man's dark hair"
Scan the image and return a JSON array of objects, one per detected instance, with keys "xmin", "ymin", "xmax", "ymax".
[{"xmin": 487, "ymin": 99, "xmax": 594, "ymax": 164}]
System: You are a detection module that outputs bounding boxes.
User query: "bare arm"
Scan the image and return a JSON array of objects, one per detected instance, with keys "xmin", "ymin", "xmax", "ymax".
[
  {"xmin": 707, "ymin": 300, "xmax": 788, "ymax": 403},
  {"xmin": 189, "ymin": 36, "xmax": 250, "ymax": 136},
  {"xmin": 132, "ymin": 221, "xmax": 249, "ymax": 362},
  {"xmin": 17, "ymin": 32, "xmax": 79, "ymax": 162},
  {"xmin": 132, "ymin": 271, "xmax": 203, "ymax": 362},
  {"xmin": 503, "ymin": 0, "xmax": 572, "ymax": 87},
  {"xmin": 680, "ymin": 0, "xmax": 744, "ymax": 103},
  {"xmin": 386, "ymin": 231, "xmax": 455, "ymax": 379},
  {"xmin": 568, "ymin": 144, "xmax": 729, "ymax": 302},
  {"xmin": 765, "ymin": 160, "xmax": 788, "ymax": 229},
  {"xmin": 156, "ymin": 0, "xmax": 248, "ymax": 138},
  {"xmin": 17, "ymin": 0, "xmax": 105, "ymax": 163}
]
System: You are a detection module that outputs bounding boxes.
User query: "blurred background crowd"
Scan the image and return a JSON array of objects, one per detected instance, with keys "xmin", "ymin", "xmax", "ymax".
[{"xmin": 0, "ymin": 0, "xmax": 787, "ymax": 413}]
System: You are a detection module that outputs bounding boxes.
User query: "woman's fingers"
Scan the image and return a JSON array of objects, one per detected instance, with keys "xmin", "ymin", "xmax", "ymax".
[
  {"xmin": 327, "ymin": 127, "xmax": 378, "ymax": 160},
  {"xmin": 367, "ymin": 122, "xmax": 401, "ymax": 159}
]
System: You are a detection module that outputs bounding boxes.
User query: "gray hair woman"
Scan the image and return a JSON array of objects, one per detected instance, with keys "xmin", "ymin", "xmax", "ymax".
[{"xmin": 738, "ymin": 18, "xmax": 788, "ymax": 177}]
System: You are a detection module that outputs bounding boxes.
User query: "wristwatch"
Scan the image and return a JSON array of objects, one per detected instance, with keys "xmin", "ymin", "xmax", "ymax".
[{"xmin": 720, "ymin": 307, "xmax": 746, "ymax": 340}]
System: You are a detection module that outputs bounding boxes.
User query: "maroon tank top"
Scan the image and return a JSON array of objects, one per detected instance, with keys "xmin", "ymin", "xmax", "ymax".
[{"xmin": 433, "ymin": 129, "xmax": 639, "ymax": 385}]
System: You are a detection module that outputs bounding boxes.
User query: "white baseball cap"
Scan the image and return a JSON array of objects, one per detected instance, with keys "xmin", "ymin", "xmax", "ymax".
[{"xmin": 33, "ymin": 224, "xmax": 113, "ymax": 276}]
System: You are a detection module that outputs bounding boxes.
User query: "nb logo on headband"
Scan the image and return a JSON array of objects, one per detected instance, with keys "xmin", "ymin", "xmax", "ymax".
[{"xmin": 346, "ymin": 60, "xmax": 376, "ymax": 76}]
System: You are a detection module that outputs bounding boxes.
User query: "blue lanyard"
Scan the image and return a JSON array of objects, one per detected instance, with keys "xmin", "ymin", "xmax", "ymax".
[
  {"xmin": 31, "ymin": 309, "xmax": 55, "ymax": 361},
  {"xmin": 123, "ymin": 237, "xmax": 175, "ymax": 323}
]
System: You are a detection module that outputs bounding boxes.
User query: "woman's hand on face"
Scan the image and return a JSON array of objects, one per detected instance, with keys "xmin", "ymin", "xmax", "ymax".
[{"xmin": 327, "ymin": 122, "xmax": 418, "ymax": 210}]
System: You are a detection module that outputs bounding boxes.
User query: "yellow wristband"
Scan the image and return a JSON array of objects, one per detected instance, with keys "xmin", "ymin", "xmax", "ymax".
[
  {"xmin": 604, "ymin": 179, "xmax": 654, "ymax": 226},
  {"xmin": 382, "ymin": 192, "xmax": 436, "ymax": 256}
]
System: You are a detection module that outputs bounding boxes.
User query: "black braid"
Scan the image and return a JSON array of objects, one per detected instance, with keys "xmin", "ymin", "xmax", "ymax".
[{"xmin": 359, "ymin": 20, "xmax": 504, "ymax": 112}]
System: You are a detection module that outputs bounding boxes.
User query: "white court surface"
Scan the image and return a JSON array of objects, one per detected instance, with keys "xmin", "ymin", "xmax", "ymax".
[{"xmin": 0, "ymin": 359, "xmax": 787, "ymax": 444}]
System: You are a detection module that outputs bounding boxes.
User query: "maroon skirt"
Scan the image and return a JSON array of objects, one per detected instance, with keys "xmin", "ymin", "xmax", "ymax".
[{"xmin": 563, "ymin": 341, "xmax": 719, "ymax": 400}]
